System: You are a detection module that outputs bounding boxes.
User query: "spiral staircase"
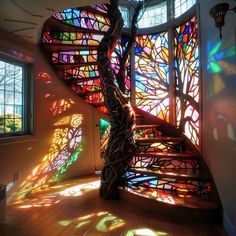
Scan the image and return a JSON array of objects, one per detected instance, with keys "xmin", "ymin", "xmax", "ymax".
[{"xmin": 41, "ymin": 3, "xmax": 222, "ymax": 223}]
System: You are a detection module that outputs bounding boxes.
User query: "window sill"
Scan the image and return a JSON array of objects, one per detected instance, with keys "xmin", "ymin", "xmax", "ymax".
[{"xmin": 0, "ymin": 134, "xmax": 36, "ymax": 145}]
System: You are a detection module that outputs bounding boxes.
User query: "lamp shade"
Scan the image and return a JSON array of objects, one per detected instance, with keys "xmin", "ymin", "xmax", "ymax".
[{"xmin": 209, "ymin": 2, "xmax": 229, "ymax": 38}]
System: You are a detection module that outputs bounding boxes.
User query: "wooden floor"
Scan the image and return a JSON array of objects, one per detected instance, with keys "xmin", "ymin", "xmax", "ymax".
[{"xmin": 0, "ymin": 176, "xmax": 228, "ymax": 236}]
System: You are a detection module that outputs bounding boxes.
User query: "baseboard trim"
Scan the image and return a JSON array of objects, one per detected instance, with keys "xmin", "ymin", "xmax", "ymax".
[{"xmin": 223, "ymin": 214, "xmax": 236, "ymax": 236}]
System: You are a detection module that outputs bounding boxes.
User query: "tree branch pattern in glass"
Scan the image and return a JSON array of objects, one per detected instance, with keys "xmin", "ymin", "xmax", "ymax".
[
  {"xmin": 111, "ymin": 35, "xmax": 131, "ymax": 95},
  {"xmin": 135, "ymin": 32, "xmax": 169, "ymax": 121},
  {"xmin": 174, "ymin": 16, "xmax": 199, "ymax": 146}
]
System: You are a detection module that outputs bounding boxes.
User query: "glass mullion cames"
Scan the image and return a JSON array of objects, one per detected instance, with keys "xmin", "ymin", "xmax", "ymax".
[{"xmin": 167, "ymin": 26, "xmax": 176, "ymax": 126}]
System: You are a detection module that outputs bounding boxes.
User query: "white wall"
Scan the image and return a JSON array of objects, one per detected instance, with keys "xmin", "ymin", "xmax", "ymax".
[{"xmin": 199, "ymin": 0, "xmax": 236, "ymax": 235}]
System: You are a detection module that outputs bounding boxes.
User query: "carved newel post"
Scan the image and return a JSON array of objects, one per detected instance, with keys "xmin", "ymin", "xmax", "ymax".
[{"xmin": 97, "ymin": 0, "xmax": 142, "ymax": 199}]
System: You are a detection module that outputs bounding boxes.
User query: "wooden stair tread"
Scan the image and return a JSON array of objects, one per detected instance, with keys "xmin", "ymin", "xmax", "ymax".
[
  {"xmin": 134, "ymin": 152, "xmax": 196, "ymax": 158},
  {"xmin": 136, "ymin": 137, "xmax": 185, "ymax": 143},
  {"xmin": 136, "ymin": 124, "xmax": 161, "ymax": 129},
  {"xmin": 120, "ymin": 187, "xmax": 220, "ymax": 210},
  {"xmin": 128, "ymin": 168, "xmax": 210, "ymax": 180},
  {"xmin": 92, "ymin": 102, "xmax": 105, "ymax": 107},
  {"xmin": 42, "ymin": 44, "xmax": 98, "ymax": 52},
  {"xmin": 77, "ymin": 89, "xmax": 102, "ymax": 96},
  {"xmin": 54, "ymin": 62, "xmax": 97, "ymax": 70}
]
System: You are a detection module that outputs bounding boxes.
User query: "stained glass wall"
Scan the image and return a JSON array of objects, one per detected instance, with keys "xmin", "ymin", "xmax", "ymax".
[
  {"xmin": 174, "ymin": 16, "xmax": 199, "ymax": 146},
  {"xmin": 42, "ymin": 3, "xmax": 199, "ymax": 147},
  {"xmin": 135, "ymin": 32, "xmax": 170, "ymax": 121},
  {"xmin": 111, "ymin": 35, "xmax": 131, "ymax": 95}
]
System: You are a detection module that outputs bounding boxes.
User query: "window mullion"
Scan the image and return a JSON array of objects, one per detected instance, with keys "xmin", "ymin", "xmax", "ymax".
[
  {"xmin": 130, "ymin": 43, "xmax": 136, "ymax": 107},
  {"xmin": 168, "ymin": 26, "xmax": 176, "ymax": 126}
]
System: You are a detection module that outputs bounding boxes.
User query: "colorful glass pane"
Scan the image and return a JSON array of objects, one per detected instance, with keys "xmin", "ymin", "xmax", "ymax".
[
  {"xmin": 52, "ymin": 50, "xmax": 97, "ymax": 64},
  {"xmin": 53, "ymin": 7, "xmax": 110, "ymax": 32},
  {"xmin": 90, "ymin": 4, "xmax": 108, "ymax": 14},
  {"xmin": 174, "ymin": 16, "xmax": 199, "ymax": 146},
  {"xmin": 65, "ymin": 65, "xmax": 99, "ymax": 80},
  {"xmin": 42, "ymin": 32, "xmax": 103, "ymax": 46},
  {"xmin": 72, "ymin": 79, "xmax": 101, "ymax": 93},
  {"xmin": 100, "ymin": 119, "xmax": 111, "ymax": 159},
  {"xmin": 111, "ymin": 35, "xmax": 131, "ymax": 95},
  {"xmin": 135, "ymin": 32, "xmax": 169, "ymax": 121}
]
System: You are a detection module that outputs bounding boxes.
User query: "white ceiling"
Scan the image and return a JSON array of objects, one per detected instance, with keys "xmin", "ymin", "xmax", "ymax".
[{"xmin": 0, "ymin": 0, "xmax": 108, "ymax": 44}]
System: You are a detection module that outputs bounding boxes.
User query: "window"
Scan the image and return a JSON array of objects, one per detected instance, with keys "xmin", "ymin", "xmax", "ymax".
[
  {"xmin": 175, "ymin": 0, "xmax": 196, "ymax": 18},
  {"xmin": 0, "ymin": 55, "xmax": 33, "ymax": 138},
  {"xmin": 137, "ymin": 1, "xmax": 167, "ymax": 28},
  {"xmin": 119, "ymin": 5, "xmax": 130, "ymax": 28}
]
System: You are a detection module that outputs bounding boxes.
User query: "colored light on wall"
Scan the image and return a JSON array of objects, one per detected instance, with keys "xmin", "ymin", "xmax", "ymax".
[
  {"xmin": 15, "ymin": 114, "xmax": 83, "ymax": 200},
  {"xmin": 209, "ymin": 62, "xmax": 222, "ymax": 73}
]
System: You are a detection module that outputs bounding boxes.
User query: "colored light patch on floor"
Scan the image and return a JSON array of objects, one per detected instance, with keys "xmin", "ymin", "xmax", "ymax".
[
  {"xmin": 59, "ymin": 180, "xmax": 100, "ymax": 197},
  {"xmin": 124, "ymin": 228, "xmax": 168, "ymax": 236}
]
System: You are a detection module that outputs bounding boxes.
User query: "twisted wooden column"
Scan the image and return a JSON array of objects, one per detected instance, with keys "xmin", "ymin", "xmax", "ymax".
[{"xmin": 97, "ymin": 0, "xmax": 136, "ymax": 199}]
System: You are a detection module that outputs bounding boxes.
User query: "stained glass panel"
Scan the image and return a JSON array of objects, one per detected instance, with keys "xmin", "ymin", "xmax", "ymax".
[
  {"xmin": 100, "ymin": 119, "xmax": 111, "ymax": 159},
  {"xmin": 52, "ymin": 50, "xmax": 97, "ymax": 64},
  {"xmin": 42, "ymin": 32, "xmax": 103, "ymax": 46},
  {"xmin": 135, "ymin": 32, "xmax": 169, "ymax": 121},
  {"xmin": 91, "ymin": 4, "xmax": 108, "ymax": 14},
  {"xmin": 174, "ymin": 16, "xmax": 199, "ymax": 146},
  {"xmin": 65, "ymin": 65, "xmax": 99, "ymax": 80},
  {"xmin": 54, "ymin": 7, "xmax": 110, "ymax": 32},
  {"xmin": 111, "ymin": 35, "xmax": 131, "ymax": 95}
]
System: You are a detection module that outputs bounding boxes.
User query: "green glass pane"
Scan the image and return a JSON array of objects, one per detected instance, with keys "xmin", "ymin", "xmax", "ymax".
[{"xmin": 99, "ymin": 118, "xmax": 110, "ymax": 136}]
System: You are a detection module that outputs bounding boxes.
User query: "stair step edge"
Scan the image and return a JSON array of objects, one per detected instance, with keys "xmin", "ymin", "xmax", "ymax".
[
  {"xmin": 136, "ymin": 137, "xmax": 185, "ymax": 143},
  {"xmin": 134, "ymin": 152, "xmax": 197, "ymax": 158},
  {"xmin": 127, "ymin": 168, "xmax": 211, "ymax": 180},
  {"xmin": 136, "ymin": 124, "xmax": 162, "ymax": 128},
  {"xmin": 120, "ymin": 187, "xmax": 221, "ymax": 211}
]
